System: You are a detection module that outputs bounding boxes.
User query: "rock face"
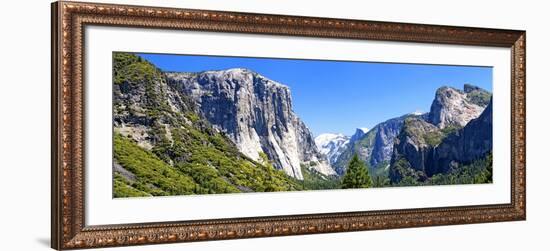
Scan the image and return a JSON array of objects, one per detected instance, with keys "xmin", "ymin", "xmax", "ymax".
[
  {"xmin": 349, "ymin": 128, "xmax": 369, "ymax": 143},
  {"xmin": 112, "ymin": 53, "xmax": 305, "ymax": 196},
  {"xmin": 389, "ymin": 98, "xmax": 493, "ymax": 183},
  {"xmin": 165, "ymin": 69, "xmax": 334, "ymax": 179},
  {"xmin": 428, "ymin": 85, "xmax": 490, "ymax": 129},
  {"xmin": 388, "ymin": 117, "xmax": 443, "ymax": 182},
  {"xmin": 369, "ymin": 116, "xmax": 409, "ymax": 167},
  {"xmin": 429, "ymin": 99, "xmax": 493, "ymax": 175},
  {"xmin": 315, "ymin": 133, "xmax": 350, "ymax": 164},
  {"xmin": 333, "ymin": 116, "xmax": 408, "ymax": 175},
  {"xmin": 335, "ymin": 84, "xmax": 490, "ymax": 178},
  {"xmin": 113, "ymin": 54, "xmax": 194, "ymax": 149}
]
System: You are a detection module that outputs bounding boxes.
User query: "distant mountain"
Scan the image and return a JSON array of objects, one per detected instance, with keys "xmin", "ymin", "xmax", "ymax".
[
  {"xmin": 333, "ymin": 84, "xmax": 491, "ymax": 177},
  {"xmin": 388, "ymin": 116, "xmax": 443, "ymax": 182},
  {"xmin": 165, "ymin": 68, "xmax": 334, "ymax": 179},
  {"xmin": 333, "ymin": 116, "xmax": 409, "ymax": 175},
  {"xmin": 389, "ymin": 87, "xmax": 492, "ymax": 185},
  {"xmin": 315, "ymin": 133, "xmax": 350, "ymax": 164},
  {"xmin": 350, "ymin": 128, "xmax": 369, "ymax": 142}
]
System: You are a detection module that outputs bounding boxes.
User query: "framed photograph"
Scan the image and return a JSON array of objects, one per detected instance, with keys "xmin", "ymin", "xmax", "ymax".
[{"xmin": 51, "ymin": 1, "xmax": 526, "ymax": 249}]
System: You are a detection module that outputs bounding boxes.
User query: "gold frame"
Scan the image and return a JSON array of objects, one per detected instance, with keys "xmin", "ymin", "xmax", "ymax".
[{"xmin": 51, "ymin": 1, "xmax": 526, "ymax": 249}]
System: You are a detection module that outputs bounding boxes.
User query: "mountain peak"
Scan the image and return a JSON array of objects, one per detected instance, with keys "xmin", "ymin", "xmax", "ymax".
[
  {"xmin": 435, "ymin": 84, "xmax": 489, "ymax": 97},
  {"xmin": 435, "ymin": 85, "xmax": 462, "ymax": 95},
  {"xmin": 429, "ymin": 84, "xmax": 489, "ymax": 128},
  {"xmin": 315, "ymin": 133, "xmax": 350, "ymax": 165},
  {"xmin": 189, "ymin": 68, "xmax": 291, "ymax": 91},
  {"xmin": 464, "ymin": 83, "xmax": 484, "ymax": 93},
  {"xmin": 348, "ymin": 127, "xmax": 369, "ymax": 143},
  {"xmin": 315, "ymin": 133, "xmax": 348, "ymax": 146},
  {"xmin": 463, "ymin": 84, "xmax": 491, "ymax": 107}
]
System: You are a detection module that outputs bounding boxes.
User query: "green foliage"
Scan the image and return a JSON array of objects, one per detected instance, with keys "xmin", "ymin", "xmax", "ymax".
[
  {"xmin": 396, "ymin": 176, "xmax": 420, "ymax": 186},
  {"xmin": 300, "ymin": 165, "xmax": 341, "ymax": 190},
  {"xmin": 403, "ymin": 116, "xmax": 459, "ymax": 148},
  {"xmin": 402, "ymin": 117, "xmax": 442, "ymax": 147},
  {"xmin": 185, "ymin": 111, "xmax": 200, "ymax": 123},
  {"xmin": 392, "ymin": 152, "xmax": 493, "ymax": 187},
  {"xmin": 175, "ymin": 162, "xmax": 241, "ymax": 194},
  {"xmin": 177, "ymin": 129, "xmax": 293, "ymax": 192},
  {"xmin": 466, "ymin": 88, "xmax": 492, "ymax": 107},
  {"xmin": 149, "ymin": 123, "xmax": 302, "ymax": 195},
  {"xmin": 426, "ymin": 152, "xmax": 493, "ymax": 185},
  {"xmin": 423, "ymin": 130, "xmax": 445, "ymax": 146},
  {"xmin": 113, "ymin": 52, "xmax": 174, "ymax": 123},
  {"xmin": 369, "ymin": 161, "xmax": 391, "ymax": 188},
  {"xmin": 113, "ymin": 52, "xmax": 162, "ymax": 86},
  {"xmin": 441, "ymin": 125, "xmax": 460, "ymax": 136},
  {"xmin": 342, "ymin": 154, "xmax": 372, "ymax": 189},
  {"xmin": 113, "ymin": 173, "xmax": 152, "ymax": 197},
  {"xmin": 389, "ymin": 157, "xmax": 424, "ymax": 186},
  {"xmin": 372, "ymin": 175, "xmax": 391, "ymax": 188},
  {"xmin": 114, "ymin": 127, "xmax": 304, "ymax": 197},
  {"xmin": 113, "ymin": 134, "xmax": 198, "ymax": 197},
  {"xmin": 403, "ymin": 117, "xmax": 415, "ymax": 128}
]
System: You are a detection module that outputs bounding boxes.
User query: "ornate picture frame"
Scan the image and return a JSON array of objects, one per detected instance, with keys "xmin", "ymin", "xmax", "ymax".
[{"xmin": 51, "ymin": 1, "xmax": 526, "ymax": 249}]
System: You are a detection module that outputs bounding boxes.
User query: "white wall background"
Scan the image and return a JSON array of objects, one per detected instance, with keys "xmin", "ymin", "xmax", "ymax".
[{"xmin": 0, "ymin": 0, "xmax": 547, "ymax": 250}]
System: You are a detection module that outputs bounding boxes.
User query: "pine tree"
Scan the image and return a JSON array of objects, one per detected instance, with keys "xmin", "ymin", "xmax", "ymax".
[{"xmin": 341, "ymin": 154, "xmax": 372, "ymax": 189}]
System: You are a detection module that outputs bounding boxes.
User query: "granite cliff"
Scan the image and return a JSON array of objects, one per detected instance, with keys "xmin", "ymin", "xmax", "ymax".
[
  {"xmin": 165, "ymin": 68, "xmax": 334, "ymax": 179},
  {"xmin": 333, "ymin": 84, "xmax": 490, "ymax": 179},
  {"xmin": 112, "ymin": 53, "xmax": 305, "ymax": 197},
  {"xmin": 389, "ymin": 91, "xmax": 492, "ymax": 184}
]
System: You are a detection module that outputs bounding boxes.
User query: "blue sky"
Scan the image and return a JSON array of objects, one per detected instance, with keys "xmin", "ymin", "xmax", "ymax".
[{"xmin": 137, "ymin": 53, "xmax": 492, "ymax": 136}]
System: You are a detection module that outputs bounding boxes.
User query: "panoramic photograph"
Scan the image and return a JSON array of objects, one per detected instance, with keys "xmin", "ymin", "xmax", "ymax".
[{"xmin": 112, "ymin": 52, "xmax": 493, "ymax": 198}]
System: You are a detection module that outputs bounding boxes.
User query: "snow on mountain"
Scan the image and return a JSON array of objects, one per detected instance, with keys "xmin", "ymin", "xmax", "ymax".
[{"xmin": 315, "ymin": 133, "xmax": 350, "ymax": 165}]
